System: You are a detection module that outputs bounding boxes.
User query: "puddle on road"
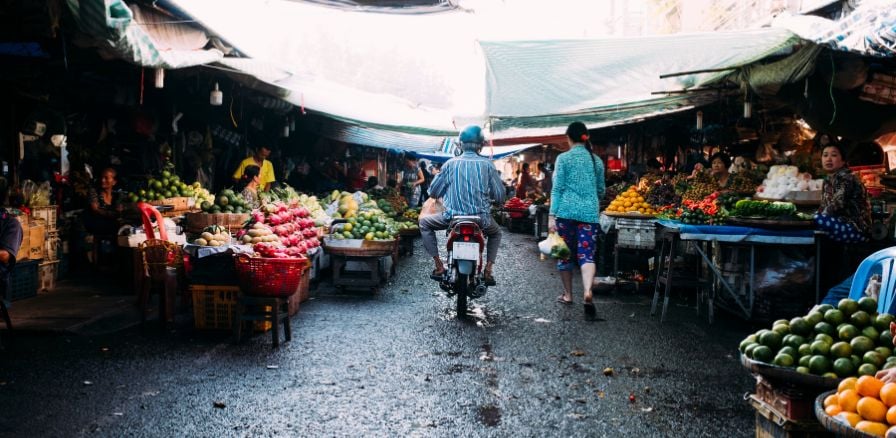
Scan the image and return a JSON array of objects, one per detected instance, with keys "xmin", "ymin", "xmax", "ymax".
[
  {"xmin": 477, "ymin": 404, "xmax": 502, "ymax": 427},
  {"xmin": 438, "ymin": 302, "xmax": 504, "ymax": 327}
]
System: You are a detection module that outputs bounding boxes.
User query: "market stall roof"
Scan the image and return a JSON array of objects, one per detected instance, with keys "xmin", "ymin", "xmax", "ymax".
[
  {"xmin": 480, "ymin": 28, "xmax": 799, "ymax": 134},
  {"xmin": 771, "ymin": 0, "xmax": 896, "ymax": 58},
  {"xmin": 167, "ymin": 0, "xmax": 804, "ymax": 141},
  {"xmin": 65, "ymin": 0, "xmax": 223, "ymax": 68}
]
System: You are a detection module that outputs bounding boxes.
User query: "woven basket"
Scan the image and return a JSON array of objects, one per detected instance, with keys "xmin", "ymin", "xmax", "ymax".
[
  {"xmin": 184, "ymin": 212, "xmax": 250, "ymax": 234},
  {"xmin": 741, "ymin": 353, "xmax": 839, "ymax": 389},
  {"xmin": 815, "ymin": 390, "xmax": 878, "ymax": 437},
  {"xmin": 149, "ymin": 196, "xmax": 192, "ymax": 212},
  {"xmin": 399, "ymin": 228, "xmax": 421, "ymax": 237},
  {"xmin": 233, "ymin": 254, "xmax": 308, "ymax": 298},
  {"xmin": 322, "ymin": 237, "xmax": 397, "ymax": 257}
]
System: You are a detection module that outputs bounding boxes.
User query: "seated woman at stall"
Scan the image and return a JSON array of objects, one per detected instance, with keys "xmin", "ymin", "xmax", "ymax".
[
  {"xmin": 709, "ymin": 152, "xmax": 732, "ymax": 189},
  {"xmin": 814, "ymin": 143, "xmax": 871, "ymax": 243},
  {"xmin": 236, "ymin": 165, "xmax": 262, "ymax": 210},
  {"xmin": 84, "ymin": 167, "xmax": 124, "ymax": 238}
]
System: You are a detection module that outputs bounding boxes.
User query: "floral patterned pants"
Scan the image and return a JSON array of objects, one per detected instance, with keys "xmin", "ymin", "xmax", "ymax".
[{"xmin": 555, "ymin": 218, "xmax": 599, "ymax": 271}]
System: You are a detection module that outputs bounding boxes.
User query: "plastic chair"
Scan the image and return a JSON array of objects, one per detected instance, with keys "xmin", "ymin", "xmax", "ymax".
[
  {"xmin": 848, "ymin": 246, "xmax": 896, "ymax": 314},
  {"xmin": 136, "ymin": 202, "xmax": 168, "ymax": 241},
  {"xmin": 137, "ymin": 239, "xmax": 183, "ymax": 328}
]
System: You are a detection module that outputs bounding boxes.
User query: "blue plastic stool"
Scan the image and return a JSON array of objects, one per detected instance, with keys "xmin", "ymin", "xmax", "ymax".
[{"xmin": 848, "ymin": 247, "xmax": 896, "ymax": 314}]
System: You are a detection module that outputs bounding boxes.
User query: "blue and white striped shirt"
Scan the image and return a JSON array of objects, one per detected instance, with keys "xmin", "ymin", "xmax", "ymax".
[{"xmin": 428, "ymin": 151, "xmax": 505, "ymax": 225}]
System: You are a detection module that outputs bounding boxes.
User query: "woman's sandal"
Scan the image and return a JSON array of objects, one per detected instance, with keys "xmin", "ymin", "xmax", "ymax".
[
  {"xmin": 556, "ymin": 295, "xmax": 573, "ymax": 305},
  {"xmin": 430, "ymin": 269, "xmax": 446, "ymax": 281},
  {"xmin": 583, "ymin": 301, "xmax": 596, "ymax": 317}
]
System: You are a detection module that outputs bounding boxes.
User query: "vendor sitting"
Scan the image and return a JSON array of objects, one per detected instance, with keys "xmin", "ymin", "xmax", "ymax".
[
  {"xmin": 709, "ymin": 152, "xmax": 732, "ymax": 189},
  {"xmin": 813, "ymin": 143, "xmax": 871, "ymax": 243},
  {"xmin": 236, "ymin": 165, "xmax": 261, "ymax": 210},
  {"xmin": 84, "ymin": 167, "xmax": 124, "ymax": 237}
]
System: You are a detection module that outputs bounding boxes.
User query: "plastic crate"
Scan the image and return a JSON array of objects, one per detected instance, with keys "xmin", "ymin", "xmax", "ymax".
[
  {"xmin": 190, "ymin": 285, "xmax": 271, "ymax": 332},
  {"xmin": 38, "ymin": 260, "xmax": 59, "ymax": 293},
  {"xmin": 616, "ymin": 218, "xmax": 657, "ymax": 250},
  {"xmin": 7, "ymin": 260, "xmax": 39, "ymax": 301},
  {"xmin": 191, "ymin": 285, "xmax": 238, "ymax": 331}
]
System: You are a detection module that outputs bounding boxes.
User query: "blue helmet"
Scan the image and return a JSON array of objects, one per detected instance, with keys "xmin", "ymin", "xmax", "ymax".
[{"xmin": 458, "ymin": 125, "xmax": 485, "ymax": 145}]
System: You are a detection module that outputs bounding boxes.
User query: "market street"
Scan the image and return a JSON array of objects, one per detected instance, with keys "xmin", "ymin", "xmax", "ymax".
[{"xmin": 0, "ymin": 230, "xmax": 756, "ymax": 437}]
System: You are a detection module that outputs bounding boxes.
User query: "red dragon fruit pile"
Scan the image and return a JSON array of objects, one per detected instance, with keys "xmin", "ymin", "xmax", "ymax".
[{"xmin": 238, "ymin": 201, "xmax": 321, "ymax": 258}]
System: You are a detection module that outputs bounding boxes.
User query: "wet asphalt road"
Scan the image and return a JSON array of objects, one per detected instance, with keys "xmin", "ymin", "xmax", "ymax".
[{"xmin": 0, "ymin": 230, "xmax": 759, "ymax": 437}]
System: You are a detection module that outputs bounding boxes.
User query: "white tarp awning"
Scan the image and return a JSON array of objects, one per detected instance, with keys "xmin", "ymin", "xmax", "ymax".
[{"xmin": 170, "ymin": 0, "xmax": 804, "ymax": 143}]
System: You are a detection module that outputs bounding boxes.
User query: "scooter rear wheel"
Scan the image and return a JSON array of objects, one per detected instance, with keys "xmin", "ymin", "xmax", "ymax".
[{"xmin": 454, "ymin": 271, "xmax": 468, "ymax": 318}]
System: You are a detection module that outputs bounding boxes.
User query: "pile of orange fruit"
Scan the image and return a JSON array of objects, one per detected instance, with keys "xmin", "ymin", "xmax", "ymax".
[
  {"xmin": 605, "ymin": 187, "xmax": 658, "ymax": 215},
  {"xmin": 823, "ymin": 375, "xmax": 896, "ymax": 436}
]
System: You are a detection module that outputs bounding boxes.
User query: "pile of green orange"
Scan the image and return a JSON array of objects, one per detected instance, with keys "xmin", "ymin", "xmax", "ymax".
[{"xmin": 740, "ymin": 298, "xmax": 896, "ymax": 378}]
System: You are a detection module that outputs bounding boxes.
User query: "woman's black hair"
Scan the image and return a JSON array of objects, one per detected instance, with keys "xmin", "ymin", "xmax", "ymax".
[
  {"xmin": 821, "ymin": 142, "xmax": 848, "ymax": 158},
  {"xmin": 236, "ymin": 165, "xmax": 261, "ymax": 192},
  {"xmin": 565, "ymin": 121, "xmax": 592, "ymax": 150},
  {"xmin": 709, "ymin": 152, "xmax": 731, "ymax": 169}
]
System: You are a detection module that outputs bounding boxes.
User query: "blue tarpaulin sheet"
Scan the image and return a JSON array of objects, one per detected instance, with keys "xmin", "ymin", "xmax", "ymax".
[{"xmin": 656, "ymin": 220, "xmax": 815, "ymax": 244}]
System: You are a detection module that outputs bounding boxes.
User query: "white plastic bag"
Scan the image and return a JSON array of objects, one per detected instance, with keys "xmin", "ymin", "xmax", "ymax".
[
  {"xmin": 538, "ymin": 236, "xmax": 553, "ymax": 256},
  {"xmin": 538, "ymin": 232, "xmax": 569, "ymax": 258}
]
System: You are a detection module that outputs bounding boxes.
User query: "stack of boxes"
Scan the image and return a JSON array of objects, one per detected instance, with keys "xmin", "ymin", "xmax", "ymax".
[
  {"xmin": 31, "ymin": 206, "xmax": 59, "ymax": 294},
  {"xmin": 9, "ymin": 211, "xmax": 47, "ymax": 301}
]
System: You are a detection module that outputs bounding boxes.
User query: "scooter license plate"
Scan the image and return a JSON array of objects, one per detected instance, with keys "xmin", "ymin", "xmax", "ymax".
[{"xmin": 452, "ymin": 242, "xmax": 479, "ymax": 261}]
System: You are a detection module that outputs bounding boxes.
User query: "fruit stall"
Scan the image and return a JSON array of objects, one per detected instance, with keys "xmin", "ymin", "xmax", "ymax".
[
  {"xmin": 740, "ymin": 297, "xmax": 896, "ymax": 437},
  {"xmin": 590, "ymin": 161, "xmax": 836, "ymax": 315},
  {"xmin": 501, "ymin": 197, "xmax": 534, "ymax": 233},
  {"xmin": 117, "ymin": 180, "xmax": 421, "ymax": 342}
]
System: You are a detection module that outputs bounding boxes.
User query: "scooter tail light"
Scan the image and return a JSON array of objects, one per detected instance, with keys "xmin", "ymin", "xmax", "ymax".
[{"xmin": 458, "ymin": 224, "xmax": 476, "ymax": 235}]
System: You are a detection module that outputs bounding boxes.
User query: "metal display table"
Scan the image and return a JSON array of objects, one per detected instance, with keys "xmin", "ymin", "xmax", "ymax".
[{"xmin": 652, "ymin": 220, "xmax": 820, "ymax": 323}]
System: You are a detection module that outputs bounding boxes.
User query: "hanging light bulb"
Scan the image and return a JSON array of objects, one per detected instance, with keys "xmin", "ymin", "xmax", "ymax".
[
  {"xmin": 696, "ymin": 111, "xmax": 704, "ymax": 130},
  {"xmin": 743, "ymin": 101, "xmax": 752, "ymax": 119},
  {"xmin": 154, "ymin": 68, "xmax": 165, "ymax": 88},
  {"xmin": 209, "ymin": 82, "xmax": 223, "ymax": 106}
]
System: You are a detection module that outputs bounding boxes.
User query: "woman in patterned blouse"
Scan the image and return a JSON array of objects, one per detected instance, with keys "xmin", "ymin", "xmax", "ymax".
[
  {"xmin": 548, "ymin": 121, "xmax": 605, "ymax": 318},
  {"xmin": 814, "ymin": 143, "xmax": 871, "ymax": 243}
]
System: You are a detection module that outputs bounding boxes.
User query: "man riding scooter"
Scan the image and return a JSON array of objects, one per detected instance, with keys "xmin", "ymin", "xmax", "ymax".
[{"xmin": 420, "ymin": 125, "xmax": 505, "ymax": 286}]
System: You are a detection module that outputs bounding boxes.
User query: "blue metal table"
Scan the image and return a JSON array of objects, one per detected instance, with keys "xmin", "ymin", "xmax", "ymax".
[{"xmin": 654, "ymin": 220, "xmax": 820, "ymax": 322}]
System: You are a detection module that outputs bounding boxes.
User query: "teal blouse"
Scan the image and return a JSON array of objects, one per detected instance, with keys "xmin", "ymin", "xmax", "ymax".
[{"xmin": 549, "ymin": 144, "xmax": 605, "ymax": 224}]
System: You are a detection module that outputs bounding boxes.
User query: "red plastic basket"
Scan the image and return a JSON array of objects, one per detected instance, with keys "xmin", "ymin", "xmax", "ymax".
[{"xmin": 233, "ymin": 254, "xmax": 309, "ymax": 298}]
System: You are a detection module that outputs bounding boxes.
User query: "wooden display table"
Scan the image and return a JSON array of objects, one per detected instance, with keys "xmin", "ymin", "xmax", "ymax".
[{"xmin": 323, "ymin": 238, "xmax": 398, "ymax": 292}]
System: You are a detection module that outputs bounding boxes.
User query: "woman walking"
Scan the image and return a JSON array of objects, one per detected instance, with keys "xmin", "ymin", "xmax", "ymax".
[{"xmin": 548, "ymin": 122, "xmax": 605, "ymax": 317}]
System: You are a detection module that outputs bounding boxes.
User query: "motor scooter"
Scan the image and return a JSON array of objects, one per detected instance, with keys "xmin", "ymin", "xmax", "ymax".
[{"xmin": 438, "ymin": 215, "xmax": 488, "ymax": 317}]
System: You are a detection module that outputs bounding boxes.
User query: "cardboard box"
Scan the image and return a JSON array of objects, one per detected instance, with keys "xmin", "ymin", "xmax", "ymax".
[
  {"xmin": 17, "ymin": 226, "xmax": 30, "ymax": 260},
  {"xmin": 28, "ymin": 223, "xmax": 46, "ymax": 260}
]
